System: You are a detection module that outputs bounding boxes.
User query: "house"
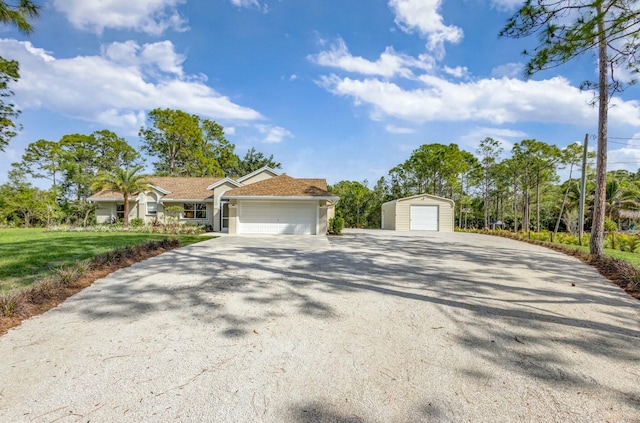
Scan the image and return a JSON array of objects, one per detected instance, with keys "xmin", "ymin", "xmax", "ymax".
[
  {"xmin": 88, "ymin": 167, "xmax": 338, "ymax": 235},
  {"xmin": 381, "ymin": 194, "xmax": 454, "ymax": 232}
]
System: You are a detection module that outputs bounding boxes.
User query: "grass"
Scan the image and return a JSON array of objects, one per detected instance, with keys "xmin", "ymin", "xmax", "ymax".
[
  {"xmin": 567, "ymin": 244, "xmax": 640, "ymax": 268},
  {"xmin": 0, "ymin": 228, "xmax": 211, "ymax": 292}
]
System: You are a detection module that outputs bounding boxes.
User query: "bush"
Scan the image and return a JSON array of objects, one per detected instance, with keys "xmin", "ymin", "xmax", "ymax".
[
  {"xmin": 130, "ymin": 217, "xmax": 144, "ymax": 228},
  {"xmin": 329, "ymin": 216, "xmax": 345, "ymax": 235}
]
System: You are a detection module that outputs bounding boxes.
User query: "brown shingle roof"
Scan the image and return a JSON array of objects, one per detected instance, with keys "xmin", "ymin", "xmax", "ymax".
[
  {"xmin": 147, "ymin": 176, "xmax": 221, "ymax": 200},
  {"xmin": 297, "ymin": 178, "xmax": 327, "ymax": 190},
  {"xmin": 223, "ymin": 175, "xmax": 334, "ymax": 197},
  {"xmin": 89, "ymin": 176, "xmax": 222, "ymax": 201},
  {"xmin": 88, "ymin": 189, "xmax": 136, "ymax": 200}
]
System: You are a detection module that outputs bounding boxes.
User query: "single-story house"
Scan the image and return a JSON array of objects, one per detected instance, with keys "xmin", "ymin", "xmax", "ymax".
[
  {"xmin": 381, "ymin": 194, "xmax": 454, "ymax": 232},
  {"xmin": 88, "ymin": 167, "xmax": 338, "ymax": 235}
]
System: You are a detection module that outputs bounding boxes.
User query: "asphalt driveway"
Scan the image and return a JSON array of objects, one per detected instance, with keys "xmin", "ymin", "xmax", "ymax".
[{"xmin": 1, "ymin": 230, "xmax": 639, "ymax": 422}]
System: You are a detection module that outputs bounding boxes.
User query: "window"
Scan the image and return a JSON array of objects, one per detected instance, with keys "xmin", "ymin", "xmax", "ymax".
[
  {"xmin": 116, "ymin": 204, "xmax": 125, "ymax": 221},
  {"xmin": 183, "ymin": 203, "xmax": 206, "ymax": 219},
  {"xmin": 147, "ymin": 202, "xmax": 157, "ymax": 215},
  {"xmin": 146, "ymin": 193, "xmax": 158, "ymax": 215}
]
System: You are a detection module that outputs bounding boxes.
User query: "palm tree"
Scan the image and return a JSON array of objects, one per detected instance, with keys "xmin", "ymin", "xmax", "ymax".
[
  {"xmin": 92, "ymin": 166, "xmax": 150, "ymax": 229},
  {"xmin": 605, "ymin": 178, "xmax": 639, "ymax": 220}
]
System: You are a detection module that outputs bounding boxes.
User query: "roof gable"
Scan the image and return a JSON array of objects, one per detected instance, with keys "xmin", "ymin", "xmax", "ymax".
[{"xmin": 236, "ymin": 166, "xmax": 281, "ymax": 183}]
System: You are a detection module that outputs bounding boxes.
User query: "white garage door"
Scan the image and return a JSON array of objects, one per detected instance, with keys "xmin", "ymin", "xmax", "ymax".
[
  {"xmin": 410, "ymin": 205, "xmax": 439, "ymax": 231},
  {"xmin": 238, "ymin": 201, "xmax": 317, "ymax": 235}
]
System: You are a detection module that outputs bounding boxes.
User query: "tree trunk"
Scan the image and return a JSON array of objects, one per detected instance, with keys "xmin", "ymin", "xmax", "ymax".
[
  {"xmin": 553, "ymin": 163, "xmax": 574, "ymax": 242},
  {"xmin": 513, "ymin": 178, "xmax": 518, "ymax": 232},
  {"xmin": 590, "ymin": 4, "xmax": 608, "ymax": 258},
  {"xmin": 536, "ymin": 170, "xmax": 541, "ymax": 232},
  {"xmin": 123, "ymin": 196, "xmax": 130, "ymax": 229}
]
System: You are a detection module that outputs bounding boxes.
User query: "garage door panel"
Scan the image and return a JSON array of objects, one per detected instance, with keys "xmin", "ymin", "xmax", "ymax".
[
  {"xmin": 239, "ymin": 201, "xmax": 317, "ymax": 235},
  {"xmin": 410, "ymin": 205, "xmax": 438, "ymax": 231}
]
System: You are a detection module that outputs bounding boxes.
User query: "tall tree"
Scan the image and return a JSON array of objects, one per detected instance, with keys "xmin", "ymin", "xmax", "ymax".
[
  {"xmin": 234, "ymin": 147, "xmax": 281, "ymax": 177},
  {"xmin": 477, "ymin": 137, "xmax": 503, "ymax": 228},
  {"xmin": 59, "ymin": 133, "xmax": 101, "ymax": 201},
  {"xmin": 140, "ymin": 108, "xmax": 237, "ymax": 177},
  {"xmin": 13, "ymin": 139, "xmax": 62, "ymax": 185},
  {"xmin": 0, "ymin": 57, "xmax": 20, "ymax": 153},
  {"xmin": 500, "ymin": 0, "xmax": 640, "ymax": 256},
  {"xmin": 92, "ymin": 129, "xmax": 142, "ymax": 171},
  {"xmin": 329, "ymin": 180, "xmax": 373, "ymax": 228},
  {"xmin": 92, "ymin": 165, "xmax": 150, "ymax": 229},
  {"xmin": 202, "ymin": 120, "xmax": 238, "ymax": 177},
  {"xmin": 0, "ymin": 1, "xmax": 40, "ymax": 153}
]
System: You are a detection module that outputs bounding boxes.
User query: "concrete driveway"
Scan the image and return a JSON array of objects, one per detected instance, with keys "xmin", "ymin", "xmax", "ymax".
[{"xmin": 1, "ymin": 230, "xmax": 639, "ymax": 422}]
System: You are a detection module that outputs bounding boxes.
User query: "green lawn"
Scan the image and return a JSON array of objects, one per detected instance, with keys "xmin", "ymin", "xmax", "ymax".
[
  {"xmin": 0, "ymin": 228, "xmax": 213, "ymax": 291},
  {"xmin": 566, "ymin": 244, "xmax": 640, "ymax": 268}
]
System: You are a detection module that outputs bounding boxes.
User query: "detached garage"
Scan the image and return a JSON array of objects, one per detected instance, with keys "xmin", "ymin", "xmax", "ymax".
[{"xmin": 381, "ymin": 194, "xmax": 454, "ymax": 232}]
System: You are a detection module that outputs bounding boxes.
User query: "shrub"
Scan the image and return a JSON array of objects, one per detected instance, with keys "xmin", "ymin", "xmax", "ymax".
[
  {"xmin": 329, "ymin": 216, "xmax": 345, "ymax": 235},
  {"xmin": 130, "ymin": 217, "xmax": 144, "ymax": 228},
  {"xmin": 0, "ymin": 292, "xmax": 20, "ymax": 317}
]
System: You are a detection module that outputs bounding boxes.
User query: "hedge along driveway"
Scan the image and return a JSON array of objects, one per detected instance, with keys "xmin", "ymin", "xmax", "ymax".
[
  {"xmin": 0, "ymin": 230, "xmax": 639, "ymax": 422},
  {"xmin": 0, "ymin": 228, "xmax": 208, "ymax": 291}
]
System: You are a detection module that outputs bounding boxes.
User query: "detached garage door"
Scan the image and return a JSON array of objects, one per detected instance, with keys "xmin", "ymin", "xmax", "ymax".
[
  {"xmin": 410, "ymin": 205, "xmax": 438, "ymax": 231},
  {"xmin": 238, "ymin": 201, "xmax": 317, "ymax": 235}
]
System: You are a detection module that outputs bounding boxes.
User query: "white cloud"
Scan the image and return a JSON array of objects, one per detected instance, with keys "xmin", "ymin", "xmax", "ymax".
[
  {"xmin": 490, "ymin": 0, "xmax": 523, "ymax": 11},
  {"xmin": 0, "ymin": 39, "xmax": 263, "ymax": 133},
  {"xmin": 318, "ymin": 73, "xmax": 640, "ymax": 127},
  {"xmin": 385, "ymin": 124, "xmax": 416, "ymax": 134},
  {"xmin": 388, "ymin": 0, "xmax": 463, "ymax": 55},
  {"xmin": 52, "ymin": 0, "xmax": 187, "ymax": 35},
  {"xmin": 229, "ymin": 0, "xmax": 257, "ymax": 7},
  {"xmin": 308, "ymin": 38, "xmax": 434, "ymax": 78},
  {"xmin": 103, "ymin": 40, "xmax": 185, "ymax": 76},
  {"xmin": 491, "ymin": 62, "xmax": 523, "ymax": 78},
  {"xmin": 256, "ymin": 124, "xmax": 293, "ymax": 143},
  {"xmin": 608, "ymin": 136, "xmax": 640, "ymax": 172},
  {"xmin": 457, "ymin": 127, "xmax": 527, "ymax": 152},
  {"xmin": 443, "ymin": 66, "xmax": 469, "ymax": 78}
]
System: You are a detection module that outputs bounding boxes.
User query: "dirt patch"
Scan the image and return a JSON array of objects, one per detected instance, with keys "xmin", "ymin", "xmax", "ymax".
[{"xmin": 0, "ymin": 248, "xmax": 170, "ymax": 336}]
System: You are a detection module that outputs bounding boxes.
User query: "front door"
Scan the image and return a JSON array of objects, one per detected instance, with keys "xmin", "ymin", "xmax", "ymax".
[{"xmin": 221, "ymin": 202, "xmax": 229, "ymax": 232}]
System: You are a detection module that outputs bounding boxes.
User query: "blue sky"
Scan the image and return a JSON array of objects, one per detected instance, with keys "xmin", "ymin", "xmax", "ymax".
[{"xmin": 2, "ymin": 0, "xmax": 640, "ymax": 187}]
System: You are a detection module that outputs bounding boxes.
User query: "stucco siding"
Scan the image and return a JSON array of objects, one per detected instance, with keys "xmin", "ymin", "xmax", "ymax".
[
  {"xmin": 327, "ymin": 204, "xmax": 335, "ymax": 223},
  {"xmin": 95, "ymin": 204, "xmax": 112, "ymax": 224},
  {"xmin": 319, "ymin": 201, "xmax": 328, "ymax": 234},
  {"xmin": 228, "ymin": 200, "xmax": 238, "ymax": 234},
  {"xmin": 240, "ymin": 172, "xmax": 275, "ymax": 186}
]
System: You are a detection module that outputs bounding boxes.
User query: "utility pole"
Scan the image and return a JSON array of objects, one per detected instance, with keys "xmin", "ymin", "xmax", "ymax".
[{"xmin": 578, "ymin": 133, "xmax": 589, "ymax": 245}]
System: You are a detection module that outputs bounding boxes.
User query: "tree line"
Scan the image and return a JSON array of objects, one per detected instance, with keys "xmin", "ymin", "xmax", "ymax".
[
  {"xmin": 330, "ymin": 137, "xmax": 640, "ymax": 235},
  {"xmin": 1, "ymin": 108, "xmax": 280, "ymax": 226}
]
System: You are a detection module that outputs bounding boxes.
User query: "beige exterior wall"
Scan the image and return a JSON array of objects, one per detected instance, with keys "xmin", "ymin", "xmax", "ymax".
[
  {"xmin": 327, "ymin": 202, "xmax": 335, "ymax": 222},
  {"xmin": 211, "ymin": 182, "xmax": 239, "ymax": 232},
  {"xmin": 239, "ymin": 171, "xmax": 277, "ymax": 186},
  {"xmin": 95, "ymin": 203, "xmax": 113, "ymax": 224},
  {"xmin": 228, "ymin": 199, "xmax": 238, "ymax": 234},
  {"xmin": 318, "ymin": 200, "xmax": 328, "ymax": 234},
  {"xmin": 381, "ymin": 201, "xmax": 396, "ymax": 230},
  {"xmin": 393, "ymin": 195, "xmax": 454, "ymax": 232}
]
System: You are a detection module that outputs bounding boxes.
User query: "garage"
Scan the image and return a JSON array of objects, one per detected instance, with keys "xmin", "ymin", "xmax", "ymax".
[
  {"xmin": 410, "ymin": 205, "xmax": 439, "ymax": 231},
  {"xmin": 238, "ymin": 201, "xmax": 317, "ymax": 235},
  {"xmin": 382, "ymin": 194, "xmax": 454, "ymax": 232}
]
